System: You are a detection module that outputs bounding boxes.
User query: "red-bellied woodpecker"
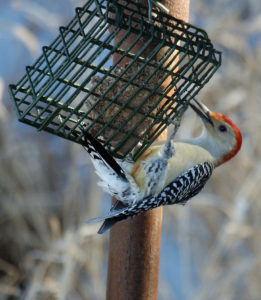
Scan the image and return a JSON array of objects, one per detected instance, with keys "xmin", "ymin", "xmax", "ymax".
[{"xmin": 83, "ymin": 99, "xmax": 242, "ymax": 233}]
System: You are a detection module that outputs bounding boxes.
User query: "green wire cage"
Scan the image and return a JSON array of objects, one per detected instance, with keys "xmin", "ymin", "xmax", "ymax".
[{"xmin": 9, "ymin": 0, "xmax": 221, "ymax": 161}]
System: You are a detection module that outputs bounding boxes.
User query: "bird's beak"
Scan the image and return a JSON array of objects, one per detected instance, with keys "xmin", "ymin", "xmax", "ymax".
[{"xmin": 189, "ymin": 98, "xmax": 214, "ymax": 127}]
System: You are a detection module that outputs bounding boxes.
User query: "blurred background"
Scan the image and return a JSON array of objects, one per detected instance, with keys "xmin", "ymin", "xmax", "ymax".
[{"xmin": 0, "ymin": 0, "xmax": 260, "ymax": 299}]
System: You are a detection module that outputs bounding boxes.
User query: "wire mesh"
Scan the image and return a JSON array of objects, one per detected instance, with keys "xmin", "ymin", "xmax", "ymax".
[{"xmin": 9, "ymin": 0, "xmax": 221, "ymax": 160}]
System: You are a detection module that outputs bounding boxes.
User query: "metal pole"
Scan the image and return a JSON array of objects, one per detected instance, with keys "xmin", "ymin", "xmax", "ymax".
[{"xmin": 106, "ymin": 1, "xmax": 190, "ymax": 299}]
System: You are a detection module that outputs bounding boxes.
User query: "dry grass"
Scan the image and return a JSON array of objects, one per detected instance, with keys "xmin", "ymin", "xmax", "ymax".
[{"xmin": 1, "ymin": 0, "xmax": 261, "ymax": 299}]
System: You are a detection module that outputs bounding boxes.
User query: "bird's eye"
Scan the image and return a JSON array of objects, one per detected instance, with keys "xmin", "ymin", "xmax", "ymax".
[{"xmin": 219, "ymin": 125, "xmax": 227, "ymax": 132}]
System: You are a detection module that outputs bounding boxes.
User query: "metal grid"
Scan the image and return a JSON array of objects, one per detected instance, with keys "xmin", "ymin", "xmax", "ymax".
[{"xmin": 9, "ymin": 0, "xmax": 221, "ymax": 160}]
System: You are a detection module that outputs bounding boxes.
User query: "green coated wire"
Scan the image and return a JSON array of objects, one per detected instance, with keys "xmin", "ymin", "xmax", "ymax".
[{"xmin": 9, "ymin": 0, "xmax": 221, "ymax": 161}]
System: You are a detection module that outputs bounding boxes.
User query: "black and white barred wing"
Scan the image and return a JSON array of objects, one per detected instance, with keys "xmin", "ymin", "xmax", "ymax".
[
  {"xmin": 152, "ymin": 161, "xmax": 213, "ymax": 206},
  {"xmin": 87, "ymin": 162, "xmax": 213, "ymax": 234}
]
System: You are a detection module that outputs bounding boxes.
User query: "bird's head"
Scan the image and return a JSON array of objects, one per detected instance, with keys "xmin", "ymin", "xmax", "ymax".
[{"xmin": 189, "ymin": 99, "xmax": 242, "ymax": 167}]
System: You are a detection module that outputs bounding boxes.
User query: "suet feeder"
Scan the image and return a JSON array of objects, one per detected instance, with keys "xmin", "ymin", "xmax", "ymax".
[{"xmin": 9, "ymin": 0, "xmax": 221, "ymax": 161}]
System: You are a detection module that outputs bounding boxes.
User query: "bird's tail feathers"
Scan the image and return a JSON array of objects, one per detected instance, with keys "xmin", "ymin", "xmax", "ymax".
[{"xmin": 81, "ymin": 129, "xmax": 128, "ymax": 182}]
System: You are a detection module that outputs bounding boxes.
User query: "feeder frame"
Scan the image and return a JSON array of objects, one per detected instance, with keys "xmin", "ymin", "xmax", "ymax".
[{"xmin": 9, "ymin": 0, "xmax": 221, "ymax": 161}]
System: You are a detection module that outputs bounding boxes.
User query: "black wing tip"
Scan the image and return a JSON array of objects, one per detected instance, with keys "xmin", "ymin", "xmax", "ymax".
[
  {"xmin": 97, "ymin": 205, "xmax": 131, "ymax": 234},
  {"xmin": 97, "ymin": 218, "xmax": 118, "ymax": 234}
]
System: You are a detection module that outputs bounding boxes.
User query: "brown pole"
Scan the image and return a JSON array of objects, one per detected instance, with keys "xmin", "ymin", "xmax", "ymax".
[{"xmin": 106, "ymin": 1, "xmax": 190, "ymax": 299}]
